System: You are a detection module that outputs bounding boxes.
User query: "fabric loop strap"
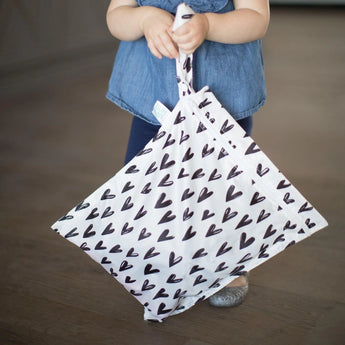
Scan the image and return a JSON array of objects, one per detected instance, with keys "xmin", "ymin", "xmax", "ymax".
[{"xmin": 173, "ymin": 3, "xmax": 195, "ymax": 98}]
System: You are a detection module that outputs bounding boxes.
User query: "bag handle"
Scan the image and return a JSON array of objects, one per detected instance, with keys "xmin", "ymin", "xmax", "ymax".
[{"xmin": 172, "ymin": 3, "xmax": 195, "ymax": 98}]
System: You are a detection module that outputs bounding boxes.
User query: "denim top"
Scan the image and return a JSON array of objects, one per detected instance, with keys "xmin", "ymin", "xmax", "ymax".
[{"xmin": 106, "ymin": 0, "xmax": 266, "ymax": 125}]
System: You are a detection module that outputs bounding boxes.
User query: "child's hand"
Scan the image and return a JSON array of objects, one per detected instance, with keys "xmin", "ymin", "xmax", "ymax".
[
  {"xmin": 140, "ymin": 7, "xmax": 179, "ymax": 59},
  {"xmin": 170, "ymin": 14, "xmax": 209, "ymax": 55}
]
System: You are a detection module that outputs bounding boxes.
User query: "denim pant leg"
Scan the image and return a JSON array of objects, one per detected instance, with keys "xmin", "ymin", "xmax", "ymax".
[{"xmin": 124, "ymin": 115, "xmax": 253, "ymax": 165}]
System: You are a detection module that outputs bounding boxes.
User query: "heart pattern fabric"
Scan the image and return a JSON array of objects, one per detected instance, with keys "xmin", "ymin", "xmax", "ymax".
[{"xmin": 51, "ymin": 4, "xmax": 327, "ymax": 322}]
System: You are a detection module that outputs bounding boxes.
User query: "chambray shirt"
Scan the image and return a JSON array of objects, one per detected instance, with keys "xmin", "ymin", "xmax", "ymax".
[{"xmin": 106, "ymin": 0, "xmax": 266, "ymax": 125}]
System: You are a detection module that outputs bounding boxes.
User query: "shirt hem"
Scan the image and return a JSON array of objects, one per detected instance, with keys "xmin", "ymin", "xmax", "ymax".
[{"xmin": 106, "ymin": 91, "xmax": 266, "ymax": 124}]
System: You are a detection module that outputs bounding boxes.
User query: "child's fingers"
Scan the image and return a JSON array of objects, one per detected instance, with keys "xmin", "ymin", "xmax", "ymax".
[
  {"xmin": 147, "ymin": 40, "xmax": 162, "ymax": 59},
  {"xmin": 160, "ymin": 33, "xmax": 179, "ymax": 58}
]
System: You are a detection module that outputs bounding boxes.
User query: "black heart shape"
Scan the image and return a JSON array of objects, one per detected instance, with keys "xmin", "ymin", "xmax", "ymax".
[
  {"xmin": 258, "ymin": 243, "xmax": 269, "ymax": 258},
  {"xmin": 216, "ymin": 241, "xmax": 232, "ymax": 257},
  {"xmin": 169, "ymin": 252, "xmax": 183, "ymax": 267},
  {"xmin": 273, "ymin": 234, "xmax": 285, "ymax": 244},
  {"xmin": 157, "ymin": 303, "xmax": 173, "ymax": 315},
  {"xmin": 174, "ymin": 111, "xmax": 186, "ymax": 124},
  {"xmin": 202, "ymin": 144, "xmax": 215, "ymax": 158},
  {"xmin": 144, "ymin": 247, "xmax": 160, "ymax": 260},
  {"xmin": 163, "ymin": 133, "xmax": 176, "ymax": 149},
  {"xmin": 178, "ymin": 168, "xmax": 189, "ymax": 179},
  {"xmin": 119, "ymin": 260, "xmax": 133, "ymax": 271},
  {"xmin": 142, "ymin": 279, "xmax": 156, "ymax": 291},
  {"xmin": 125, "ymin": 165, "xmax": 140, "ymax": 174},
  {"xmin": 80, "ymin": 242, "xmax": 90, "ymax": 251},
  {"xmin": 181, "ymin": 188, "xmax": 194, "ymax": 201},
  {"xmin": 109, "ymin": 244, "xmax": 122, "ymax": 253},
  {"xmin": 121, "ymin": 222, "xmax": 133, "ymax": 235},
  {"xmin": 173, "ymin": 288, "xmax": 187, "ymax": 299},
  {"xmin": 158, "ymin": 174, "xmax": 174, "ymax": 187},
  {"xmin": 138, "ymin": 227, "xmax": 151, "ymax": 241},
  {"xmin": 86, "ymin": 208, "xmax": 99, "ymax": 220},
  {"xmin": 183, "ymin": 207, "xmax": 194, "ymax": 221},
  {"xmin": 136, "ymin": 147, "xmax": 152, "ymax": 156},
  {"xmin": 101, "ymin": 257, "xmax": 112, "ymax": 264},
  {"xmin": 157, "ymin": 229, "xmax": 175, "ymax": 242},
  {"xmin": 197, "ymin": 187, "xmax": 213, "ymax": 203},
  {"xmin": 298, "ymin": 202, "xmax": 313, "ymax": 213},
  {"xmin": 141, "ymin": 182, "xmax": 152, "ymax": 194},
  {"xmin": 180, "ymin": 130, "xmax": 190, "ymax": 144},
  {"xmin": 283, "ymin": 220, "xmax": 297, "ymax": 230},
  {"xmin": 218, "ymin": 147, "xmax": 229, "ymax": 160},
  {"xmin": 220, "ymin": 119, "xmax": 234, "ymax": 134},
  {"xmin": 154, "ymin": 288, "xmax": 169, "ymax": 299},
  {"xmin": 222, "ymin": 207, "xmax": 238, "ymax": 223},
  {"xmin": 144, "ymin": 264, "xmax": 160, "ymax": 275},
  {"xmin": 198, "ymin": 98, "xmax": 212, "ymax": 109},
  {"xmin": 226, "ymin": 184, "xmax": 243, "ymax": 202},
  {"xmin": 215, "ymin": 262, "xmax": 228, "ymax": 272},
  {"xmin": 235, "ymin": 214, "xmax": 253, "ymax": 230},
  {"xmin": 202, "ymin": 209, "xmax": 215, "ymax": 220},
  {"xmin": 208, "ymin": 168, "xmax": 222, "ymax": 181},
  {"xmin": 208, "ymin": 278, "xmax": 221, "ymax": 289},
  {"xmin": 122, "ymin": 181, "xmax": 135, "ymax": 193},
  {"xmin": 158, "ymin": 211, "xmax": 176, "ymax": 225},
  {"xmin": 257, "ymin": 209, "xmax": 271, "ymax": 223},
  {"xmin": 286, "ymin": 241, "xmax": 296, "ymax": 248},
  {"xmin": 205, "ymin": 224, "xmax": 222, "ymax": 237},
  {"xmin": 263, "ymin": 224, "xmax": 277, "ymax": 239},
  {"xmin": 240, "ymin": 232, "xmax": 255, "ymax": 249},
  {"xmin": 145, "ymin": 161, "xmax": 157, "ymax": 176},
  {"xmin": 257, "ymin": 163, "xmax": 270, "ymax": 177},
  {"xmin": 160, "ymin": 153, "xmax": 175, "ymax": 170},
  {"xmin": 190, "ymin": 265, "xmax": 205, "ymax": 274},
  {"xmin": 95, "ymin": 240, "xmax": 107, "ymax": 250},
  {"xmin": 75, "ymin": 201, "xmax": 90, "ymax": 211},
  {"xmin": 167, "ymin": 274, "xmax": 183, "ymax": 284},
  {"xmin": 227, "ymin": 165, "xmax": 243, "ymax": 179},
  {"xmin": 305, "ymin": 218, "xmax": 316, "ymax": 229},
  {"xmin": 192, "ymin": 168, "xmax": 205, "ymax": 180},
  {"xmin": 83, "ymin": 224, "xmax": 96, "ymax": 238},
  {"xmin": 65, "ymin": 227, "xmax": 78, "ymax": 238},
  {"xmin": 237, "ymin": 253, "xmax": 253, "ymax": 263},
  {"xmin": 284, "ymin": 192, "xmax": 295, "ymax": 204},
  {"xmin": 125, "ymin": 276, "xmax": 136, "ymax": 284},
  {"xmin": 182, "ymin": 225, "xmax": 196, "ymax": 241},
  {"xmin": 126, "ymin": 247, "xmax": 139, "ymax": 257},
  {"xmin": 193, "ymin": 275, "xmax": 207, "ymax": 286},
  {"xmin": 121, "ymin": 197, "xmax": 134, "ymax": 211},
  {"xmin": 101, "ymin": 206, "xmax": 114, "ymax": 218},
  {"xmin": 155, "ymin": 193, "xmax": 172, "ymax": 209},
  {"xmin": 110, "ymin": 268, "xmax": 118, "ymax": 277},
  {"xmin": 192, "ymin": 248, "xmax": 208, "ymax": 259},
  {"xmin": 245, "ymin": 142, "xmax": 261, "ymax": 155},
  {"xmin": 250, "ymin": 192, "xmax": 266, "ymax": 205},
  {"xmin": 152, "ymin": 130, "xmax": 166, "ymax": 142},
  {"xmin": 196, "ymin": 121, "xmax": 207, "ymax": 133},
  {"xmin": 277, "ymin": 179, "xmax": 291, "ymax": 189},
  {"xmin": 134, "ymin": 205, "xmax": 147, "ymax": 220},
  {"xmin": 101, "ymin": 188, "xmax": 116, "ymax": 200},
  {"xmin": 182, "ymin": 147, "xmax": 194, "ymax": 162},
  {"xmin": 230, "ymin": 265, "xmax": 245, "ymax": 276}
]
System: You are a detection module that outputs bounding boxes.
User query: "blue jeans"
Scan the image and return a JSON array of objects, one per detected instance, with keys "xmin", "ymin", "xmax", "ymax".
[{"xmin": 124, "ymin": 116, "xmax": 253, "ymax": 165}]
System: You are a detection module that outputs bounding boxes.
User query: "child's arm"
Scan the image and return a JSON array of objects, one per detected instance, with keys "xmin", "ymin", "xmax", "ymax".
[
  {"xmin": 106, "ymin": 0, "xmax": 179, "ymax": 59},
  {"xmin": 171, "ymin": 0, "xmax": 270, "ymax": 55}
]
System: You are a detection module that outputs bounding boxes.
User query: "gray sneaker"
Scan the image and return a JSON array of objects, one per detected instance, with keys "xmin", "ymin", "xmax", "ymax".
[{"xmin": 208, "ymin": 273, "xmax": 249, "ymax": 307}]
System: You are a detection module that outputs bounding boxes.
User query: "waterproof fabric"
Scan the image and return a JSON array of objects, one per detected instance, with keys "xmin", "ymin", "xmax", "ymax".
[
  {"xmin": 52, "ymin": 4, "xmax": 327, "ymax": 322},
  {"xmin": 106, "ymin": 0, "xmax": 266, "ymax": 125}
]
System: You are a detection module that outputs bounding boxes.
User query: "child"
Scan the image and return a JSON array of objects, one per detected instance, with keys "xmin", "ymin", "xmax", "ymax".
[{"xmin": 106, "ymin": 0, "xmax": 270, "ymax": 307}]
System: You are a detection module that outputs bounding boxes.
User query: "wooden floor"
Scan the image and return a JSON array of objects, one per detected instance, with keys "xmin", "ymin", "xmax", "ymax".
[{"xmin": 1, "ymin": 7, "xmax": 344, "ymax": 345}]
